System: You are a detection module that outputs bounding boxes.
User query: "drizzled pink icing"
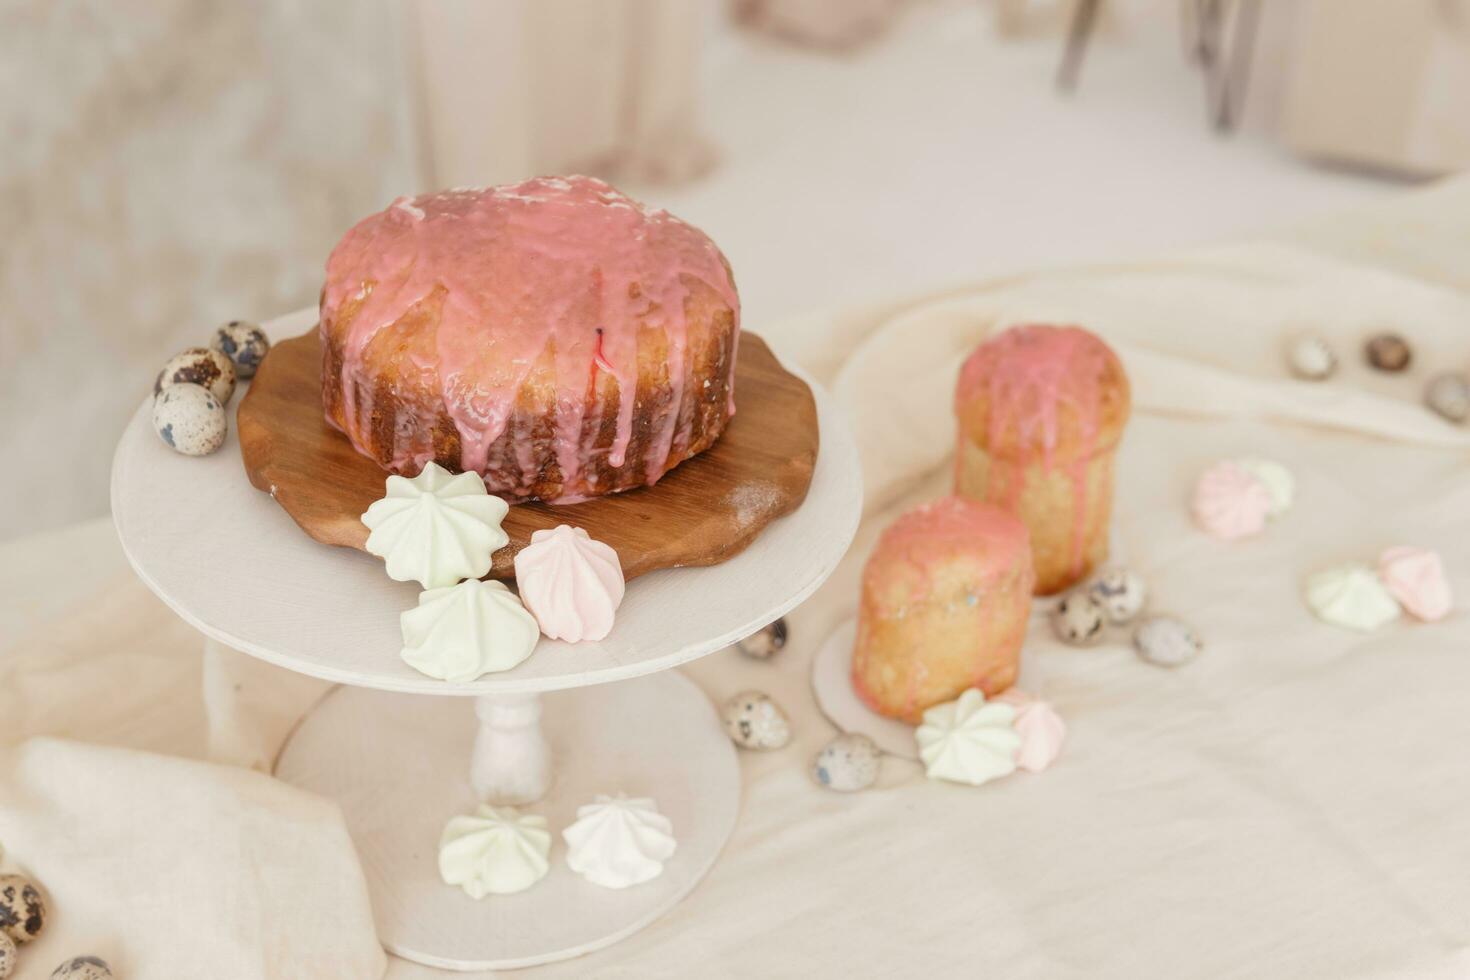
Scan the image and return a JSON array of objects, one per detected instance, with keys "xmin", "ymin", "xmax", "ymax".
[
  {"xmin": 321, "ymin": 176, "xmax": 740, "ymax": 500},
  {"xmin": 867, "ymin": 496, "xmax": 1034, "ymax": 586},
  {"xmin": 956, "ymin": 326, "xmax": 1107, "ymax": 469},
  {"xmin": 954, "ymin": 325, "xmax": 1124, "ymax": 578}
]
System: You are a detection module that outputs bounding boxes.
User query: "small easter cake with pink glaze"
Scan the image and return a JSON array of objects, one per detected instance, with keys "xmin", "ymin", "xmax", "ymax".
[
  {"xmin": 320, "ymin": 175, "xmax": 740, "ymax": 503},
  {"xmin": 954, "ymin": 324, "xmax": 1131, "ymax": 595},
  {"xmin": 852, "ymin": 496, "xmax": 1035, "ymax": 724}
]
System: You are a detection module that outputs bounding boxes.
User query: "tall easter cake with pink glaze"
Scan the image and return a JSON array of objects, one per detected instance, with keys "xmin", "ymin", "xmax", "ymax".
[
  {"xmin": 852, "ymin": 496, "xmax": 1035, "ymax": 724},
  {"xmin": 955, "ymin": 324, "xmax": 1130, "ymax": 595},
  {"xmin": 320, "ymin": 175, "xmax": 740, "ymax": 503}
]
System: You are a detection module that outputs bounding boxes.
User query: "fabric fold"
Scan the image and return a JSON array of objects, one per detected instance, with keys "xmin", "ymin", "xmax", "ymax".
[{"xmin": 0, "ymin": 737, "xmax": 386, "ymax": 980}]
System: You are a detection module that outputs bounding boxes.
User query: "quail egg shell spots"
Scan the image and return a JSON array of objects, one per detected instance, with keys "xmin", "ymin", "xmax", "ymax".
[
  {"xmin": 1050, "ymin": 592, "xmax": 1107, "ymax": 645},
  {"xmin": 721, "ymin": 691, "xmax": 791, "ymax": 750},
  {"xmin": 1364, "ymin": 332, "xmax": 1412, "ymax": 373},
  {"xmin": 1134, "ymin": 616, "xmax": 1202, "ymax": 667},
  {"xmin": 737, "ymin": 618, "xmax": 788, "ymax": 660},
  {"xmin": 1087, "ymin": 567, "xmax": 1148, "ymax": 624},
  {"xmin": 1425, "ymin": 373, "xmax": 1470, "ymax": 424},
  {"xmin": 0, "ymin": 933, "xmax": 14, "ymax": 980},
  {"xmin": 0, "ymin": 874, "xmax": 45, "ymax": 944},
  {"xmin": 152, "ymin": 383, "xmax": 227, "ymax": 456},
  {"xmin": 812, "ymin": 733, "xmax": 880, "ymax": 791},
  {"xmin": 211, "ymin": 320, "xmax": 271, "ymax": 379},
  {"xmin": 49, "ymin": 957, "xmax": 113, "ymax": 980},
  {"xmin": 155, "ymin": 346, "xmax": 236, "ymax": 403}
]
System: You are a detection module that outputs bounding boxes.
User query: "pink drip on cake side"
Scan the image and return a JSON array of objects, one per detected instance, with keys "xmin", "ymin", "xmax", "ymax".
[
  {"xmin": 956, "ymin": 325, "xmax": 1113, "ymax": 578},
  {"xmin": 319, "ymin": 176, "xmax": 740, "ymax": 501}
]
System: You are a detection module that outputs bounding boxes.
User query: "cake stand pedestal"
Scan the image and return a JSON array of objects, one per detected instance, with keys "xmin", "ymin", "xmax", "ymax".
[
  {"xmin": 275, "ymin": 675, "xmax": 738, "ymax": 970},
  {"xmin": 111, "ymin": 310, "xmax": 862, "ymax": 971},
  {"xmin": 467, "ymin": 692, "xmax": 553, "ymax": 804}
]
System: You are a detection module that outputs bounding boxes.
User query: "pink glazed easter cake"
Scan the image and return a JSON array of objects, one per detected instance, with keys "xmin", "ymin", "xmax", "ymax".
[{"xmin": 319, "ymin": 175, "xmax": 741, "ymax": 503}]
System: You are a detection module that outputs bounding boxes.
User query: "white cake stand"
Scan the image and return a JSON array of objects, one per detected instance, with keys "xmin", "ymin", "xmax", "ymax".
[{"xmin": 111, "ymin": 313, "xmax": 863, "ymax": 971}]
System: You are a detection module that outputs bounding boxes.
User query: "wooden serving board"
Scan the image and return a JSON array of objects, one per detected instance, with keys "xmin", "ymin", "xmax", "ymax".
[{"xmin": 237, "ymin": 330, "xmax": 819, "ymax": 581}]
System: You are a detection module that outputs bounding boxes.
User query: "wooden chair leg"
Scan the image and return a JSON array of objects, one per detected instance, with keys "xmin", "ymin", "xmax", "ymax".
[
  {"xmin": 1207, "ymin": 0, "xmax": 1261, "ymax": 131},
  {"xmin": 1056, "ymin": 0, "xmax": 1103, "ymax": 91},
  {"xmin": 1190, "ymin": 0, "xmax": 1224, "ymax": 67}
]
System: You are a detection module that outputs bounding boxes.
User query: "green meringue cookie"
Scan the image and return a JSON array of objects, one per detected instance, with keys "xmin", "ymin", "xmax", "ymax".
[{"xmin": 1304, "ymin": 563, "xmax": 1401, "ymax": 632}]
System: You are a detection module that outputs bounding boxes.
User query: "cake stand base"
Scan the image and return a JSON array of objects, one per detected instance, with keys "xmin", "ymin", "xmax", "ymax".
[
  {"xmin": 275, "ymin": 670, "xmax": 739, "ymax": 972},
  {"xmin": 810, "ymin": 618, "xmax": 920, "ymax": 759}
]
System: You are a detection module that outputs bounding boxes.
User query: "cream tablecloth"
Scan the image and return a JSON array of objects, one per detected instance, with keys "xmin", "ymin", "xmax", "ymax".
[{"xmin": 4, "ymin": 177, "xmax": 1470, "ymax": 979}]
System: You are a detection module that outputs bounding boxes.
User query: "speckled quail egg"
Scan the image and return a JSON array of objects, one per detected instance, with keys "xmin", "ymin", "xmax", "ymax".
[
  {"xmin": 1425, "ymin": 372, "xmax": 1470, "ymax": 424},
  {"xmin": 1050, "ymin": 592, "xmax": 1107, "ymax": 646},
  {"xmin": 736, "ymin": 618, "xmax": 788, "ymax": 660},
  {"xmin": 152, "ymin": 382, "xmax": 227, "ymax": 456},
  {"xmin": 1133, "ymin": 615, "xmax": 1202, "ymax": 667},
  {"xmin": 1087, "ymin": 567, "xmax": 1148, "ymax": 624},
  {"xmin": 812, "ymin": 732, "xmax": 880, "ymax": 791},
  {"xmin": 1285, "ymin": 333, "xmax": 1336, "ymax": 381},
  {"xmin": 1364, "ymin": 332, "xmax": 1412, "ymax": 373},
  {"xmin": 155, "ymin": 346, "xmax": 236, "ymax": 404},
  {"xmin": 49, "ymin": 956, "xmax": 113, "ymax": 980},
  {"xmin": 0, "ymin": 874, "xmax": 45, "ymax": 944},
  {"xmin": 721, "ymin": 691, "xmax": 791, "ymax": 750},
  {"xmin": 211, "ymin": 319, "xmax": 271, "ymax": 379},
  {"xmin": 0, "ymin": 933, "xmax": 15, "ymax": 980}
]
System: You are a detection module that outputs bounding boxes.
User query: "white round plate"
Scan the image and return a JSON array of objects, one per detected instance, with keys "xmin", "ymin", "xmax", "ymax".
[
  {"xmin": 112, "ymin": 314, "xmax": 863, "ymax": 696},
  {"xmin": 810, "ymin": 617, "xmax": 920, "ymax": 759},
  {"xmin": 276, "ymin": 670, "xmax": 737, "ymax": 972}
]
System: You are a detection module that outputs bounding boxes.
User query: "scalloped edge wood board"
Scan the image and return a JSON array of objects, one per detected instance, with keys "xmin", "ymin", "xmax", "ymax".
[{"xmin": 238, "ymin": 330, "xmax": 818, "ymax": 581}]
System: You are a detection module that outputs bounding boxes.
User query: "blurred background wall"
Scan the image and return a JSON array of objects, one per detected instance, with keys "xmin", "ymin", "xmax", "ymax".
[
  {"xmin": 3, "ymin": 0, "xmax": 1468, "ymax": 542},
  {"xmin": 0, "ymin": 0, "xmax": 421, "ymax": 539}
]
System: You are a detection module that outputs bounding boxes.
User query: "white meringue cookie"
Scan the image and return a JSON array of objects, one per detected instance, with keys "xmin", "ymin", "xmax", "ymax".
[
  {"xmin": 915, "ymin": 689, "xmax": 1020, "ymax": 787},
  {"xmin": 995, "ymin": 690, "xmax": 1066, "ymax": 773},
  {"xmin": 438, "ymin": 805, "xmax": 551, "ymax": 898},
  {"xmin": 1378, "ymin": 546, "xmax": 1453, "ymax": 622},
  {"xmin": 513, "ymin": 525, "xmax": 625, "ymax": 642},
  {"xmin": 1233, "ymin": 457, "xmax": 1294, "ymax": 518},
  {"xmin": 363, "ymin": 462, "xmax": 509, "ymax": 589},
  {"xmin": 1304, "ymin": 563, "xmax": 1402, "ymax": 632},
  {"xmin": 562, "ymin": 794, "xmax": 677, "ymax": 889},
  {"xmin": 400, "ymin": 579, "xmax": 540, "ymax": 682}
]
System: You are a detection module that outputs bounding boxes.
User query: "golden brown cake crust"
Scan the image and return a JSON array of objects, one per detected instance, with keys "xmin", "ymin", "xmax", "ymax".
[
  {"xmin": 851, "ymin": 497, "xmax": 1035, "ymax": 722},
  {"xmin": 320, "ymin": 280, "xmax": 737, "ymax": 502}
]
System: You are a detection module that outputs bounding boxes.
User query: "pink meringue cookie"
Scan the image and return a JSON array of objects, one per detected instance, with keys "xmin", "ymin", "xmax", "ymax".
[
  {"xmin": 1192, "ymin": 460, "xmax": 1273, "ymax": 540},
  {"xmin": 995, "ymin": 689, "xmax": 1066, "ymax": 773},
  {"xmin": 513, "ymin": 525, "xmax": 625, "ymax": 642},
  {"xmin": 1378, "ymin": 546, "xmax": 1453, "ymax": 622}
]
